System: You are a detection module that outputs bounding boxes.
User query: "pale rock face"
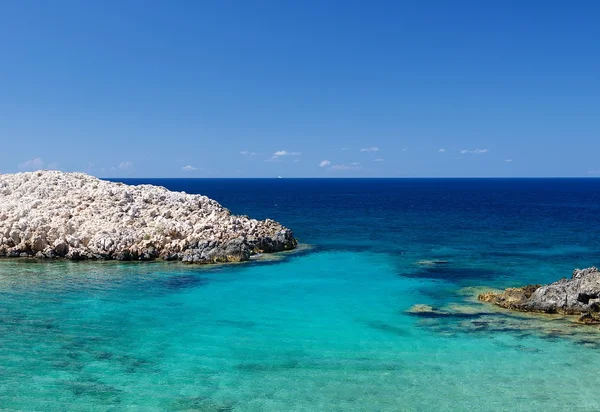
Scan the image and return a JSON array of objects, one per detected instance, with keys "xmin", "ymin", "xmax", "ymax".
[
  {"xmin": 478, "ymin": 267, "xmax": 600, "ymax": 323},
  {"xmin": 0, "ymin": 171, "xmax": 297, "ymax": 263}
]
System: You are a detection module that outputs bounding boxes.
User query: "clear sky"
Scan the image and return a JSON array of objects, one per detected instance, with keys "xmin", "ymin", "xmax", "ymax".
[{"xmin": 1, "ymin": 1, "xmax": 599, "ymax": 177}]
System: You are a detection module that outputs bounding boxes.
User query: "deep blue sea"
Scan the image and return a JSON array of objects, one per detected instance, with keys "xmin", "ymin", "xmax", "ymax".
[{"xmin": 2, "ymin": 178, "xmax": 600, "ymax": 411}]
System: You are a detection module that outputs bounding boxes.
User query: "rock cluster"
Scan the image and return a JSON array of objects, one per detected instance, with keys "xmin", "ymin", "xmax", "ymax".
[
  {"xmin": 0, "ymin": 171, "xmax": 297, "ymax": 263},
  {"xmin": 479, "ymin": 267, "xmax": 600, "ymax": 323}
]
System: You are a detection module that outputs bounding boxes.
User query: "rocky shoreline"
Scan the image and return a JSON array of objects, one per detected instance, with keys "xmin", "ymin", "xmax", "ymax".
[
  {"xmin": 478, "ymin": 267, "xmax": 600, "ymax": 324},
  {"xmin": 0, "ymin": 171, "xmax": 297, "ymax": 264}
]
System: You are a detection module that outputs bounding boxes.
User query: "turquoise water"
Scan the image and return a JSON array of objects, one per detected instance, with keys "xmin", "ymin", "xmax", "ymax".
[{"xmin": 2, "ymin": 179, "xmax": 600, "ymax": 410}]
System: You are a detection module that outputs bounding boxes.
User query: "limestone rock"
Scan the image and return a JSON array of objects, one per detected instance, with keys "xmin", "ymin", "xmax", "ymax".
[
  {"xmin": 478, "ymin": 267, "xmax": 600, "ymax": 321},
  {"xmin": 0, "ymin": 171, "xmax": 297, "ymax": 264}
]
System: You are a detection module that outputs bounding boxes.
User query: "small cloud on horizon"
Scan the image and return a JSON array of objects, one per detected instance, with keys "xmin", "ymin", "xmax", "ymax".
[
  {"xmin": 360, "ymin": 147, "xmax": 379, "ymax": 152},
  {"xmin": 319, "ymin": 160, "xmax": 331, "ymax": 167},
  {"xmin": 240, "ymin": 151, "xmax": 257, "ymax": 156},
  {"xmin": 274, "ymin": 150, "xmax": 301, "ymax": 156},
  {"xmin": 461, "ymin": 149, "xmax": 489, "ymax": 154},
  {"xmin": 182, "ymin": 165, "xmax": 197, "ymax": 171},
  {"xmin": 265, "ymin": 156, "xmax": 281, "ymax": 162},
  {"xmin": 267, "ymin": 150, "xmax": 301, "ymax": 162},
  {"xmin": 330, "ymin": 162, "xmax": 362, "ymax": 171},
  {"xmin": 119, "ymin": 161, "xmax": 133, "ymax": 170},
  {"xmin": 18, "ymin": 157, "xmax": 44, "ymax": 170}
]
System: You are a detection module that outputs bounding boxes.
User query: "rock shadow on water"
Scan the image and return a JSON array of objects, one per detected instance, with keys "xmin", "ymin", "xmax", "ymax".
[
  {"xmin": 495, "ymin": 342, "xmax": 543, "ymax": 353},
  {"xmin": 151, "ymin": 273, "xmax": 210, "ymax": 295},
  {"xmin": 159, "ymin": 274, "xmax": 209, "ymax": 291},
  {"xmin": 94, "ymin": 351, "xmax": 113, "ymax": 360},
  {"xmin": 400, "ymin": 261, "xmax": 503, "ymax": 282},
  {"xmin": 62, "ymin": 376, "xmax": 122, "ymax": 404},
  {"xmin": 115, "ymin": 354, "xmax": 154, "ymax": 374},
  {"xmin": 363, "ymin": 320, "xmax": 410, "ymax": 337}
]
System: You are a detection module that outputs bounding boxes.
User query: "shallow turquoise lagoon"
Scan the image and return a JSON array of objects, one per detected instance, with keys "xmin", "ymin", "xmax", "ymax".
[
  {"xmin": 3, "ymin": 178, "xmax": 600, "ymax": 410},
  {"xmin": 2, "ymin": 251, "xmax": 600, "ymax": 411}
]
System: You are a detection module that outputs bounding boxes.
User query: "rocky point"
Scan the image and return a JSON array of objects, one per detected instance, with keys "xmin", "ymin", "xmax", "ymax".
[
  {"xmin": 479, "ymin": 267, "xmax": 600, "ymax": 324},
  {"xmin": 0, "ymin": 171, "xmax": 297, "ymax": 264}
]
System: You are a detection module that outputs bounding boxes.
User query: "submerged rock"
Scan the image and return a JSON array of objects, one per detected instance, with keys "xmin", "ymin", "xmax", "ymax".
[
  {"xmin": 0, "ymin": 171, "xmax": 297, "ymax": 264},
  {"xmin": 478, "ymin": 267, "xmax": 600, "ymax": 324},
  {"xmin": 406, "ymin": 303, "xmax": 490, "ymax": 319}
]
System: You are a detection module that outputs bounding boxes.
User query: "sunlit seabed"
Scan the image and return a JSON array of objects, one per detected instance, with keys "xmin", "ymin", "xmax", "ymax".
[{"xmin": 2, "ymin": 251, "xmax": 600, "ymax": 411}]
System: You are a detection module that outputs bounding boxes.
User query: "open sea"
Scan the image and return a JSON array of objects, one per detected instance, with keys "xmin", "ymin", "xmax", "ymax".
[{"xmin": 2, "ymin": 178, "xmax": 600, "ymax": 411}]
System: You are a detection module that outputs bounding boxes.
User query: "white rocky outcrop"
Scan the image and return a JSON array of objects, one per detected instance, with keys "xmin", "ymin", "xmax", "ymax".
[{"xmin": 0, "ymin": 171, "xmax": 297, "ymax": 263}]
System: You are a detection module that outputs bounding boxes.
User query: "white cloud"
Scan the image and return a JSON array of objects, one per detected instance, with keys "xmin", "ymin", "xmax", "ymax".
[
  {"xmin": 374, "ymin": 158, "xmax": 384, "ymax": 162},
  {"xmin": 439, "ymin": 148, "xmax": 446, "ymax": 153},
  {"xmin": 360, "ymin": 147, "xmax": 379, "ymax": 152},
  {"xmin": 240, "ymin": 151, "xmax": 258, "ymax": 156},
  {"xmin": 119, "ymin": 161, "xmax": 133, "ymax": 170},
  {"xmin": 274, "ymin": 150, "xmax": 301, "ymax": 156},
  {"xmin": 461, "ymin": 149, "xmax": 489, "ymax": 154},
  {"xmin": 182, "ymin": 165, "xmax": 197, "ymax": 171},
  {"xmin": 18, "ymin": 157, "xmax": 44, "ymax": 170},
  {"xmin": 265, "ymin": 156, "xmax": 281, "ymax": 162},
  {"xmin": 329, "ymin": 162, "xmax": 362, "ymax": 171},
  {"xmin": 319, "ymin": 160, "xmax": 331, "ymax": 167},
  {"xmin": 504, "ymin": 159, "xmax": 513, "ymax": 163}
]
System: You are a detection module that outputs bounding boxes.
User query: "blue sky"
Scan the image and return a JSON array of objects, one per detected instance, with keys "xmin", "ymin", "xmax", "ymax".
[{"xmin": 1, "ymin": 1, "xmax": 599, "ymax": 177}]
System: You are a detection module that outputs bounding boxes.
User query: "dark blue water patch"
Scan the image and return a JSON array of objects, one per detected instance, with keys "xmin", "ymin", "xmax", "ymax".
[
  {"xmin": 481, "ymin": 249, "xmax": 600, "ymax": 262},
  {"xmin": 399, "ymin": 264, "xmax": 504, "ymax": 282},
  {"xmin": 158, "ymin": 274, "xmax": 209, "ymax": 290},
  {"xmin": 414, "ymin": 283, "xmax": 462, "ymax": 302},
  {"xmin": 363, "ymin": 320, "xmax": 410, "ymax": 337}
]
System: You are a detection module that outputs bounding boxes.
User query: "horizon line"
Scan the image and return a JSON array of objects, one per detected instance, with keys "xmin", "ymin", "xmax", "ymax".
[{"xmin": 103, "ymin": 176, "xmax": 600, "ymax": 180}]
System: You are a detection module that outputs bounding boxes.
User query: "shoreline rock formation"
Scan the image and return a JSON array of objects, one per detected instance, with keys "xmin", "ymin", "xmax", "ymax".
[
  {"xmin": 0, "ymin": 171, "xmax": 297, "ymax": 264},
  {"xmin": 478, "ymin": 267, "xmax": 600, "ymax": 324}
]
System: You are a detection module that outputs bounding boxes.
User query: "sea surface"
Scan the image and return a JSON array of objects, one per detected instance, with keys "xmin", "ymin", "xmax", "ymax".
[{"xmin": 2, "ymin": 178, "xmax": 600, "ymax": 411}]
